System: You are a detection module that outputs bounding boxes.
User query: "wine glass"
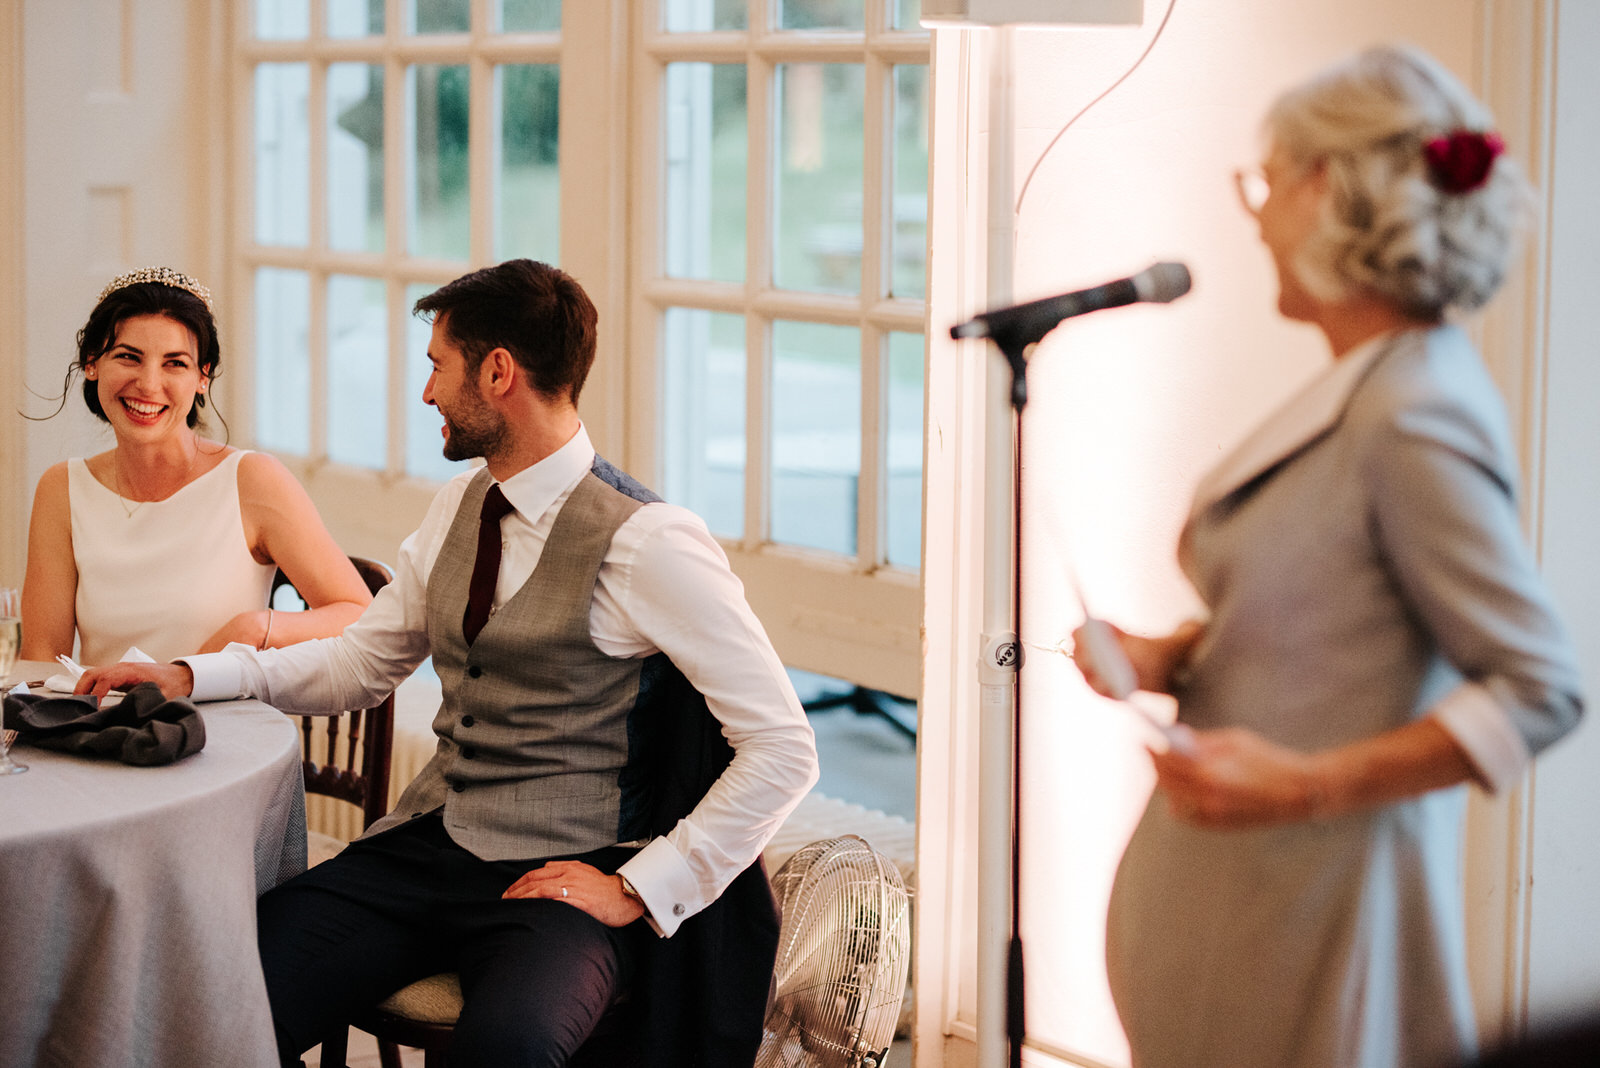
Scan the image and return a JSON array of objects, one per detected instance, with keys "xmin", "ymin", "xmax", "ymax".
[{"xmin": 0, "ymin": 588, "xmax": 26, "ymax": 774}]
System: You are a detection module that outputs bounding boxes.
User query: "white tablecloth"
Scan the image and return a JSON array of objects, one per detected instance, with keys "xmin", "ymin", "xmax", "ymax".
[{"xmin": 1, "ymin": 677, "xmax": 306, "ymax": 1068}]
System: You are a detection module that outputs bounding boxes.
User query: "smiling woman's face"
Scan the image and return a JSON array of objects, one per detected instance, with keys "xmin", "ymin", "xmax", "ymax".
[{"xmin": 87, "ymin": 314, "xmax": 207, "ymax": 443}]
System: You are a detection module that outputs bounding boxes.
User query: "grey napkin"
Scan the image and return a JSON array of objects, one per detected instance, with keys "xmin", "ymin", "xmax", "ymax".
[{"xmin": 2, "ymin": 682, "xmax": 206, "ymax": 765}]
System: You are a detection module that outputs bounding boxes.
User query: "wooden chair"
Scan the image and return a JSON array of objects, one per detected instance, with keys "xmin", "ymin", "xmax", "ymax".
[
  {"xmin": 270, "ymin": 556, "xmax": 396, "ymax": 865},
  {"xmin": 335, "ymin": 976, "xmax": 637, "ymax": 1068},
  {"xmin": 270, "ymin": 558, "xmax": 410, "ymax": 1068}
]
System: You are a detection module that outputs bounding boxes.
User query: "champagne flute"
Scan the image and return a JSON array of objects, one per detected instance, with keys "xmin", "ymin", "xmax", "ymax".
[{"xmin": 0, "ymin": 588, "xmax": 26, "ymax": 774}]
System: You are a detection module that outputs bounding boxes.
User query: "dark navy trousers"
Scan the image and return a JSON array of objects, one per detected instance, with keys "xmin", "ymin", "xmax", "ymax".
[{"xmin": 256, "ymin": 810, "xmax": 637, "ymax": 1068}]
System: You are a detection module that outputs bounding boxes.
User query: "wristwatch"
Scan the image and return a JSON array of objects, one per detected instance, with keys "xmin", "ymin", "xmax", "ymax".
[{"xmin": 618, "ymin": 873, "xmax": 648, "ymax": 914}]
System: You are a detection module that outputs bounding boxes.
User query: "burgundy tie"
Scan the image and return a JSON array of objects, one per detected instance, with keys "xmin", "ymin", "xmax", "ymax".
[{"xmin": 463, "ymin": 484, "xmax": 514, "ymax": 645}]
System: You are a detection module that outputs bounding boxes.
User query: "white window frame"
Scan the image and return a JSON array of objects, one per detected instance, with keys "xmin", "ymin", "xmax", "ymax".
[
  {"xmin": 227, "ymin": 1, "xmax": 925, "ymax": 697},
  {"xmin": 226, "ymin": 1, "xmax": 631, "ymax": 564},
  {"xmin": 627, "ymin": 2, "xmax": 930, "ymax": 698}
]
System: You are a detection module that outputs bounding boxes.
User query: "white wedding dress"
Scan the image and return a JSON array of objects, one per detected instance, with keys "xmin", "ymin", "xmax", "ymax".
[{"xmin": 68, "ymin": 450, "xmax": 277, "ymax": 666}]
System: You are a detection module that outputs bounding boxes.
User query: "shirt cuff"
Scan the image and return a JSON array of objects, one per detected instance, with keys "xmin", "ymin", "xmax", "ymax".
[
  {"xmin": 1430, "ymin": 680, "xmax": 1531, "ymax": 793},
  {"xmin": 618, "ymin": 837, "xmax": 704, "ymax": 939},
  {"xmin": 174, "ymin": 644, "xmax": 252, "ymax": 702}
]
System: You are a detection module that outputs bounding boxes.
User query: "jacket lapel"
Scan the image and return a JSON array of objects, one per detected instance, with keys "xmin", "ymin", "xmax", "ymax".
[{"xmin": 1189, "ymin": 332, "xmax": 1405, "ymax": 519}]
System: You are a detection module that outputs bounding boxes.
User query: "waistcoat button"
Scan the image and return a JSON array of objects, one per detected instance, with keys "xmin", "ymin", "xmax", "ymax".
[
  {"xmin": 462, "ymin": 747, "xmax": 477, "ymax": 760},
  {"xmin": 461, "ymin": 715, "xmax": 476, "ymax": 727},
  {"xmin": 467, "ymin": 665, "xmax": 482, "ymax": 679},
  {"xmin": 451, "ymin": 781, "xmax": 466, "ymax": 793}
]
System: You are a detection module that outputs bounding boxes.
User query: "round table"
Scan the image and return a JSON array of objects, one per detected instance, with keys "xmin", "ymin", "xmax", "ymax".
[{"xmin": 0, "ymin": 673, "xmax": 306, "ymax": 1068}]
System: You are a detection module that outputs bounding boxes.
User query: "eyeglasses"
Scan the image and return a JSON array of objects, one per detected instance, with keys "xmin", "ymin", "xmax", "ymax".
[{"xmin": 1233, "ymin": 168, "xmax": 1270, "ymax": 217}]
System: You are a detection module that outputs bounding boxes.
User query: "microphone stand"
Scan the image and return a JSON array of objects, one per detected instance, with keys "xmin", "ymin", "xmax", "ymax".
[
  {"xmin": 996, "ymin": 334, "xmax": 1029, "ymax": 1068},
  {"xmin": 960, "ymin": 315, "xmax": 1036, "ymax": 1068}
]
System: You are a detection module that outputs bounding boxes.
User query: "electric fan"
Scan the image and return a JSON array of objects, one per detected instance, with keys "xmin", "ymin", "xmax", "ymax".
[{"xmin": 756, "ymin": 834, "xmax": 913, "ymax": 1068}]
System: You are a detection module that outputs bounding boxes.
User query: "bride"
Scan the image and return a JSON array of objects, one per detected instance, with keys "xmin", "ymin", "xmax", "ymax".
[{"xmin": 21, "ymin": 266, "xmax": 371, "ymax": 666}]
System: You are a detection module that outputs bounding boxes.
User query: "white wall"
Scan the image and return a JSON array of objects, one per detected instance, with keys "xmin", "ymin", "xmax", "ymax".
[
  {"xmin": 922, "ymin": 1, "xmax": 1600, "ymax": 1065},
  {"xmin": 11, "ymin": 0, "xmax": 220, "ymax": 560},
  {"xmin": 2, "ymin": 3, "xmax": 25, "ymax": 585}
]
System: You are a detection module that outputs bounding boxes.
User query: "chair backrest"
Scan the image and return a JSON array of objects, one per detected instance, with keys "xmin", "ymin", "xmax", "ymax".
[{"xmin": 271, "ymin": 556, "xmax": 395, "ymax": 829}]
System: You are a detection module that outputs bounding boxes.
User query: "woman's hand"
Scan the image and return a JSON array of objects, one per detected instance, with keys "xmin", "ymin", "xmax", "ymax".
[
  {"xmin": 502, "ymin": 860, "xmax": 646, "ymax": 928},
  {"xmin": 1152, "ymin": 727, "xmax": 1325, "ymax": 829},
  {"xmin": 1152, "ymin": 716, "xmax": 1479, "ymax": 830},
  {"xmin": 1070, "ymin": 619, "xmax": 1204, "ymax": 696},
  {"xmin": 198, "ymin": 609, "xmax": 272, "ymax": 654}
]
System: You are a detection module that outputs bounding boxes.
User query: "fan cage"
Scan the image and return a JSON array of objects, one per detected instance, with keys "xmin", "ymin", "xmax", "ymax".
[{"xmin": 756, "ymin": 834, "xmax": 913, "ymax": 1068}]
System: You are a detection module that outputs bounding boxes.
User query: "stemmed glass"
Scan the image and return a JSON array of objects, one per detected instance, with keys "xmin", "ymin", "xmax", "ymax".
[{"xmin": 0, "ymin": 588, "xmax": 26, "ymax": 774}]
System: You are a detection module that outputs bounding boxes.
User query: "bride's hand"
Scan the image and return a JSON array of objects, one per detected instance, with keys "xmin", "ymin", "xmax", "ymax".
[{"xmin": 197, "ymin": 610, "xmax": 272, "ymax": 654}]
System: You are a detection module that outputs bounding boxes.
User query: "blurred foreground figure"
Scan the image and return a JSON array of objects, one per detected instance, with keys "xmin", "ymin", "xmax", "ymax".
[{"xmin": 1070, "ymin": 45, "xmax": 1583, "ymax": 1068}]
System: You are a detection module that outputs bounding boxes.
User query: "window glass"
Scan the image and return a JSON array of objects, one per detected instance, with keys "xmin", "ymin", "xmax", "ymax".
[
  {"xmin": 256, "ymin": 0, "xmax": 309, "ymax": 39},
  {"xmin": 408, "ymin": 0, "xmax": 470, "ymax": 33},
  {"xmin": 405, "ymin": 283, "xmax": 472, "ymax": 481},
  {"xmin": 662, "ymin": 308, "xmax": 745, "ymax": 538},
  {"xmin": 254, "ymin": 268, "xmax": 311, "ymax": 455},
  {"xmin": 777, "ymin": 0, "xmax": 864, "ymax": 30},
  {"xmin": 327, "ymin": 275, "xmax": 388, "ymax": 470},
  {"xmin": 894, "ymin": 0, "xmax": 922, "ymax": 30},
  {"xmin": 328, "ymin": 0, "xmax": 383, "ymax": 36},
  {"xmin": 328, "ymin": 64, "xmax": 385, "ymax": 254},
  {"xmin": 773, "ymin": 64, "xmax": 864, "ymax": 295},
  {"xmin": 255, "ymin": 64, "xmax": 310, "ymax": 247},
  {"xmin": 407, "ymin": 64, "xmax": 471, "ymax": 260},
  {"xmin": 891, "ymin": 65, "xmax": 928, "ymax": 300},
  {"xmin": 496, "ymin": 65, "xmax": 561, "ymax": 263},
  {"xmin": 885, "ymin": 331, "xmax": 923, "ymax": 568},
  {"xmin": 664, "ymin": 64, "xmax": 746, "ymax": 284},
  {"xmin": 662, "ymin": 0, "xmax": 746, "ymax": 31},
  {"xmin": 499, "ymin": 0, "xmax": 561, "ymax": 31},
  {"xmin": 770, "ymin": 320, "xmax": 860, "ymax": 555}
]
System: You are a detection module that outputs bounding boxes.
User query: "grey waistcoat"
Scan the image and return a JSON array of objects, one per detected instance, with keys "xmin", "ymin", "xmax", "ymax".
[{"xmin": 360, "ymin": 461, "xmax": 667, "ymax": 860}]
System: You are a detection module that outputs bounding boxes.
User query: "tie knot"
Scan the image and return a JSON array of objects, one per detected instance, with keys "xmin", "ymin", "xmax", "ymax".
[{"xmin": 481, "ymin": 483, "xmax": 514, "ymax": 523}]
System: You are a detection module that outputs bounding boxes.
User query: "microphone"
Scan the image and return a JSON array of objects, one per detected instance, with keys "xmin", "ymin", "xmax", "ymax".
[{"xmin": 950, "ymin": 261, "xmax": 1192, "ymax": 347}]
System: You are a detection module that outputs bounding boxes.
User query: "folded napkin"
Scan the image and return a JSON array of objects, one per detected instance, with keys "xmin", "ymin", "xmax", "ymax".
[{"xmin": 2, "ymin": 682, "xmax": 206, "ymax": 766}]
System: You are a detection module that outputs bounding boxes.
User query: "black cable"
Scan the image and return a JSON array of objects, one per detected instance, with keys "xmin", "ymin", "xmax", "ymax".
[{"xmin": 1014, "ymin": 0, "xmax": 1182, "ymax": 216}]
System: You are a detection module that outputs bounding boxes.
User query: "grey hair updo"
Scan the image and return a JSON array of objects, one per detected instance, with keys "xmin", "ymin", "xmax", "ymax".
[{"xmin": 1266, "ymin": 44, "xmax": 1533, "ymax": 319}]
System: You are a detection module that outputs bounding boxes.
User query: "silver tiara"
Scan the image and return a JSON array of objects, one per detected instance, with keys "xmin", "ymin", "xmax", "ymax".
[{"xmin": 97, "ymin": 266, "xmax": 214, "ymax": 313}]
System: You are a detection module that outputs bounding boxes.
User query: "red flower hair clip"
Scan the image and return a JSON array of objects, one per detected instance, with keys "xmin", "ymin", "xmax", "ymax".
[{"xmin": 1423, "ymin": 129, "xmax": 1505, "ymax": 194}]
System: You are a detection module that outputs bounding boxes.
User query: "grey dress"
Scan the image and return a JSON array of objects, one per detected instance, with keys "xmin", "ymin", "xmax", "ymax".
[{"xmin": 1106, "ymin": 326, "xmax": 1583, "ymax": 1068}]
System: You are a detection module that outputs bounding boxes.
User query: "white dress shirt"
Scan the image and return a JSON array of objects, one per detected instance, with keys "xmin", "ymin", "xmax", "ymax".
[
  {"xmin": 182, "ymin": 424, "xmax": 818, "ymax": 936},
  {"xmin": 1192, "ymin": 333, "xmax": 1529, "ymax": 790}
]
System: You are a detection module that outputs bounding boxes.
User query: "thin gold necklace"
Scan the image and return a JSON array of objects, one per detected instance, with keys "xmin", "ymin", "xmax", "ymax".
[{"xmin": 111, "ymin": 447, "xmax": 199, "ymax": 519}]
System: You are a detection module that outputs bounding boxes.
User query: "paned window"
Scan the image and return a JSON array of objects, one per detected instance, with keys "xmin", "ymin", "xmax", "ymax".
[
  {"xmin": 238, "ymin": 0, "xmax": 562, "ymax": 484},
  {"xmin": 237, "ymin": 0, "xmax": 926, "ymax": 697},
  {"xmin": 639, "ymin": 0, "xmax": 928, "ymax": 695}
]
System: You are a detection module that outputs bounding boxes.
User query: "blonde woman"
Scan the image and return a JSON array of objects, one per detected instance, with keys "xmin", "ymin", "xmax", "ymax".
[
  {"xmin": 1073, "ymin": 47, "xmax": 1582, "ymax": 1068},
  {"xmin": 22, "ymin": 267, "xmax": 370, "ymax": 666}
]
